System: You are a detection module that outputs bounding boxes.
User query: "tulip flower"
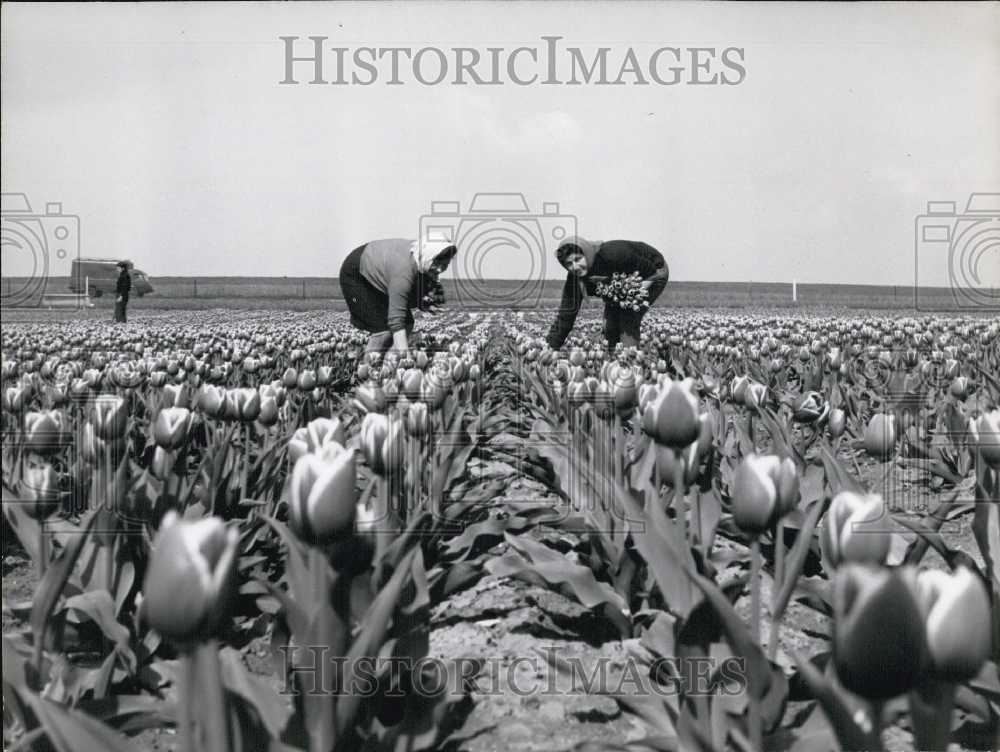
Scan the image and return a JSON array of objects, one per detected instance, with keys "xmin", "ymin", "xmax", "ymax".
[
  {"xmin": 832, "ymin": 565, "xmax": 927, "ymax": 700},
  {"xmin": 744, "ymin": 382, "xmax": 768, "ymax": 411},
  {"xmin": 23, "ymin": 410, "xmax": 68, "ymax": 454},
  {"xmin": 142, "ymin": 512, "xmax": 240, "ymax": 642},
  {"xmin": 282, "ymin": 367, "xmax": 298, "ymax": 389},
  {"xmin": 82, "ymin": 368, "xmax": 102, "ymax": 390},
  {"xmin": 420, "ymin": 379, "xmax": 448, "ymax": 411},
  {"xmin": 360, "ymin": 413, "xmax": 390, "ymax": 474},
  {"xmin": 401, "ymin": 368, "xmax": 423, "ymax": 400},
  {"xmin": 973, "ymin": 409, "xmax": 1000, "ymax": 470},
  {"xmin": 405, "ymin": 401, "xmax": 430, "ymax": 437},
  {"xmin": 864, "ymin": 413, "xmax": 897, "ymax": 459},
  {"xmin": 730, "ymin": 376, "xmax": 751, "ymax": 405},
  {"xmin": 731, "ymin": 454, "xmax": 798, "ymax": 535},
  {"xmin": 197, "ymin": 385, "xmax": 226, "ymax": 418},
  {"xmin": 224, "ymin": 388, "xmax": 260, "ymax": 422},
  {"xmin": 637, "ymin": 383, "xmax": 659, "ymax": 414},
  {"xmin": 654, "ymin": 441, "xmax": 701, "ymax": 488},
  {"xmin": 288, "ymin": 417, "xmax": 347, "ymax": 463},
  {"xmin": 162, "ymin": 383, "xmax": 191, "ymax": 409},
  {"xmin": 20, "ymin": 462, "xmax": 60, "ymax": 520},
  {"xmin": 827, "ymin": 408, "xmax": 846, "ymax": 439},
  {"xmin": 610, "ymin": 369, "xmax": 638, "ymax": 412},
  {"xmin": 153, "ymin": 407, "xmax": 194, "ymax": 450},
  {"xmin": 79, "ymin": 421, "xmax": 121, "ymax": 466},
  {"xmin": 151, "ymin": 445, "xmax": 177, "ymax": 480},
  {"xmin": 792, "ymin": 391, "xmax": 829, "ymax": 424},
  {"xmin": 257, "ymin": 397, "xmax": 279, "ymax": 427},
  {"xmin": 288, "ymin": 447, "xmax": 358, "ymax": 545},
  {"xmin": 643, "ymin": 378, "xmax": 702, "ymax": 450},
  {"xmin": 820, "ymin": 491, "xmax": 891, "ymax": 568},
  {"xmin": 297, "ymin": 369, "xmax": 317, "ymax": 391},
  {"xmin": 90, "ymin": 394, "xmax": 128, "ymax": 440},
  {"xmin": 949, "ymin": 376, "xmax": 970, "ymax": 401},
  {"xmin": 353, "ymin": 382, "xmax": 387, "ymax": 414},
  {"xmin": 915, "ymin": 567, "xmax": 992, "ymax": 681}
]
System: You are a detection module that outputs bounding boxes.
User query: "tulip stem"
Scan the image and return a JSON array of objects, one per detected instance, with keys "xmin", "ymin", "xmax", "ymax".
[
  {"xmin": 37, "ymin": 523, "xmax": 48, "ymax": 579},
  {"xmin": 870, "ymin": 699, "xmax": 885, "ymax": 749},
  {"xmin": 375, "ymin": 475, "xmax": 390, "ymax": 575},
  {"xmin": 672, "ymin": 448, "xmax": 687, "ymax": 542},
  {"xmin": 178, "ymin": 649, "xmax": 195, "ymax": 752},
  {"xmin": 909, "ymin": 681, "xmax": 955, "ymax": 752},
  {"xmin": 241, "ymin": 423, "xmax": 251, "ymax": 499},
  {"xmin": 769, "ymin": 520, "xmax": 785, "ymax": 662},
  {"xmin": 195, "ymin": 639, "xmax": 231, "ymax": 752},
  {"xmin": 749, "ymin": 536, "xmax": 763, "ymax": 752}
]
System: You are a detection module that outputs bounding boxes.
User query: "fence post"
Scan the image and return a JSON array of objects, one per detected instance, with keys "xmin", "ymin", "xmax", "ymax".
[
  {"xmin": 302, "ymin": 279, "xmax": 306, "ymax": 299},
  {"xmin": 193, "ymin": 279, "xmax": 198, "ymax": 297}
]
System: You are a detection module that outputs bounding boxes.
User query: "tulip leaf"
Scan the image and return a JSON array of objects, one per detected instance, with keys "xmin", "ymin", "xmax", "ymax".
[
  {"xmin": 218, "ymin": 646, "xmax": 292, "ymax": 740},
  {"xmin": 255, "ymin": 514, "xmax": 310, "ymax": 609},
  {"xmin": 676, "ymin": 699, "xmax": 719, "ymax": 752},
  {"xmin": 440, "ymin": 515, "xmax": 533, "ymax": 561},
  {"xmin": 791, "ymin": 653, "xmax": 880, "ymax": 752},
  {"xmin": 1, "ymin": 490, "xmax": 42, "ymax": 563},
  {"xmin": 64, "ymin": 591, "xmax": 131, "ymax": 648},
  {"xmin": 487, "ymin": 533, "xmax": 629, "ymax": 630},
  {"xmin": 772, "ymin": 497, "xmax": 827, "ymax": 625},
  {"xmin": 336, "ymin": 547, "xmax": 419, "ymax": 736},
  {"xmin": 817, "ymin": 442, "xmax": 865, "ymax": 495},
  {"xmin": 24, "ymin": 693, "xmax": 140, "ymax": 752},
  {"xmin": 31, "ymin": 512, "xmax": 97, "ymax": 686},
  {"xmin": 682, "ymin": 570, "xmax": 771, "ymax": 702},
  {"xmin": 618, "ymin": 480, "xmax": 700, "ymax": 620}
]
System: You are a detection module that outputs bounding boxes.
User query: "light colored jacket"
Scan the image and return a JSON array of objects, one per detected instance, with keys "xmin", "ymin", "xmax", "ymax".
[{"xmin": 359, "ymin": 238, "xmax": 418, "ymax": 334}]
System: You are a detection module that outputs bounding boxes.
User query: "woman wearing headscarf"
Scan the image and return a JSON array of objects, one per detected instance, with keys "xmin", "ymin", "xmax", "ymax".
[
  {"xmin": 339, "ymin": 238, "xmax": 458, "ymax": 353},
  {"xmin": 546, "ymin": 236, "xmax": 669, "ymax": 351}
]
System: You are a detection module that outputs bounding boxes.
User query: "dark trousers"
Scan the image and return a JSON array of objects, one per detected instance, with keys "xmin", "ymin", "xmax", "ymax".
[
  {"xmin": 114, "ymin": 298, "xmax": 128, "ymax": 323},
  {"xmin": 603, "ymin": 279, "xmax": 666, "ymax": 351}
]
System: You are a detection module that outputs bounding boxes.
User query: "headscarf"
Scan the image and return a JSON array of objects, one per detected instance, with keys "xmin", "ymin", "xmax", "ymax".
[
  {"xmin": 410, "ymin": 238, "xmax": 456, "ymax": 274},
  {"xmin": 556, "ymin": 236, "xmax": 600, "ymax": 269},
  {"xmin": 555, "ymin": 235, "xmax": 602, "ymax": 299}
]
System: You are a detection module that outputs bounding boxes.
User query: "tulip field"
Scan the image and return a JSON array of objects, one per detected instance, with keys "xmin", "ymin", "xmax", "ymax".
[{"xmin": 1, "ymin": 307, "xmax": 999, "ymax": 752}]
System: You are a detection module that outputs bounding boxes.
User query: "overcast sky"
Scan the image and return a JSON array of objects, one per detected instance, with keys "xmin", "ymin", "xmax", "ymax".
[{"xmin": 2, "ymin": 2, "xmax": 998, "ymax": 286}]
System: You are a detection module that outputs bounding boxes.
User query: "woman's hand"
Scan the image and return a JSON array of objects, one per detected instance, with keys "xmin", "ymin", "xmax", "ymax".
[
  {"xmin": 639, "ymin": 280, "xmax": 653, "ymax": 292},
  {"xmin": 391, "ymin": 330, "xmax": 408, "ymax": 353}
]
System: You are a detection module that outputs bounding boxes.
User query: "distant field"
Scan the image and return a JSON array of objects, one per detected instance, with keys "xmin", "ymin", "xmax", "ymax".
[{"xmin": 2, "ymin": 275, "xmax": 995, "ymax": 313}]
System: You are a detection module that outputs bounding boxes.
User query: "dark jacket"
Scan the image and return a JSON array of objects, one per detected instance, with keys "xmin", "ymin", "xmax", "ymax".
[
  {"xmin": 116, "ymin": 270, "xmax": 132, "ymax": 301},
  {"xmin": 546, "ymin": 240, "xmax": 668, "ymax": 350}
]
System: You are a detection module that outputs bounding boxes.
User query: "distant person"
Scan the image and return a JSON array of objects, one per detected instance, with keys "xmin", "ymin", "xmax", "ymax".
[
  {"xmin": 339, "ymin": 238, "xmax": 458, "ymax": 353},
  {"xmin": 546, "ymin": 237, "xmax": 669, "ymax": 352},
  {"xmin": 114, "ymin": 261, "xmax": 131, "ymax": 323}
]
